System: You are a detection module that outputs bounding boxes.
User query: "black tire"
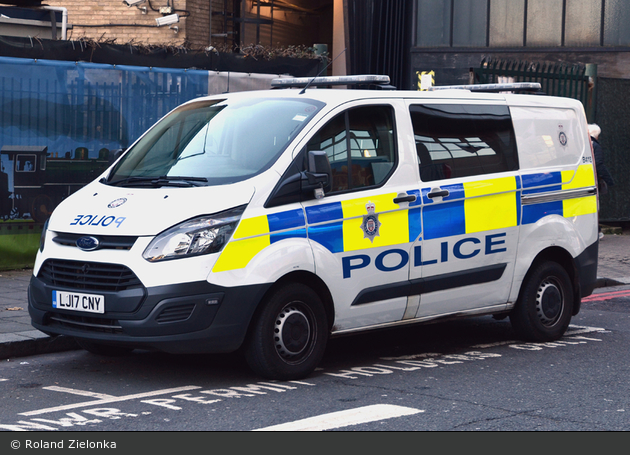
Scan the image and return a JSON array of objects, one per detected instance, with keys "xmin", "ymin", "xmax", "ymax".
[
  {"xmin": 75, "ymin": 338, "xmax": 134, "ymax": 356},
  {"xmin": 245, "ymin": 283, "xmax": 328, "ymax": 380},
  {"xmin": 510, "ymin": 261, "xmax": 574, "ymax": 342}
]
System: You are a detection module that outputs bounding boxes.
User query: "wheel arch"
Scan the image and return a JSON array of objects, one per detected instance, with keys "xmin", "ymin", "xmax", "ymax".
[
  {"xmin": 520, "ymin": 246, "xmax": 581, "ymax": 316},
  {"xmin": 247, "ymin": 270, "xmax": 335, "ymax": 335}
]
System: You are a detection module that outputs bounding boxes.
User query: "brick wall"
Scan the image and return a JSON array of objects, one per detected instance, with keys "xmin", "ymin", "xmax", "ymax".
[
  {"xmin": 181, "ymin": 0, "xmax": 230, "ymax": 49},
  {"xmin": 5, "ymin": 1, "xmax": 327, "ymax": 50},
  {"xmin": 31, "ymin": 0, "xmax": 226, "ymax": 47}
]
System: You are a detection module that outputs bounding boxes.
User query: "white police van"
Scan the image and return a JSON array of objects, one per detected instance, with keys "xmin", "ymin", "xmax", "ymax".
[{"xmin": 28, "ymin": 75, "xmax": 599, "ymax": 380}]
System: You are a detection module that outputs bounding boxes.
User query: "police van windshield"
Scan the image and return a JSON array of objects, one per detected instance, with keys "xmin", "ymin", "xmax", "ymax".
[{"xmin": 106, "ymin": 97, "xmax": 324, "ymax": 187}]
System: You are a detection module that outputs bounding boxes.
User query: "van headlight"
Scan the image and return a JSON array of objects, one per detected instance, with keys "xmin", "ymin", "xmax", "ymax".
[
  {"xmin": 142, "ymin": 206, "xmax": 245, "ymax": 262},
  {"xmin": 39, "ymin": 218, "xmax": 49, "ymax": 252}
]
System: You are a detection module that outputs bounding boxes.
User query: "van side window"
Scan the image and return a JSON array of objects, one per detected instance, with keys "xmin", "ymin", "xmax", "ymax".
[
  {"xmin": 306, "ymin": 105, "xmax": 396, "ymax": 192},
  {"xmin": 410, "ymin": 104, "xmax": 518, "ymax": 181}
]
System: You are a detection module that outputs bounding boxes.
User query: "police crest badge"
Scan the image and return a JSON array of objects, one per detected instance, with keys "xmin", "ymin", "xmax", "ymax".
[{"xmin": 361, "ymin": 201, "xmax": 381, "ymax": 242}]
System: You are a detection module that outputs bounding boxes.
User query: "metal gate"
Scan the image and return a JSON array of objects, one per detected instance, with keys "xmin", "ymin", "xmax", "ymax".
[{"xmin": 474, "ymin": 58, "xmax": 597, "ymax": 122}]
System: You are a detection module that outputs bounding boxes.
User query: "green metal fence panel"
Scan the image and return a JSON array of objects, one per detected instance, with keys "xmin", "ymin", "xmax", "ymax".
[
  {"xmin": 474, "ymin": 58, "xmax": 595, "ymax": 121},
  {"xmin": 593, "ymin": 77, "xmax": 630, "ymax": 223}
]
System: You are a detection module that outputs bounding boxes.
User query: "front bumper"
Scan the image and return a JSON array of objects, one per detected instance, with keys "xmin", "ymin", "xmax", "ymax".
[{"xmin": 28, "ymin": 266, "xmax": 270, "ymax": 354}]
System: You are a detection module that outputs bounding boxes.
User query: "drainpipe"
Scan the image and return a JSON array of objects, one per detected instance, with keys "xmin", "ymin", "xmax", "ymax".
[{"xmin": 41, "ymin": 6, "xmax": 68, "ymax": 40}]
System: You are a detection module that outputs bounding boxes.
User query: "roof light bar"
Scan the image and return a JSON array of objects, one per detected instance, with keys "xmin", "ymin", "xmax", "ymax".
[
  {"xmin": 429, "ymin": 82, "xmax": 542, "ymax": 92},
  {"xmin": 271, "ymin": 75, "xmax": 391, "ymax": 88}
]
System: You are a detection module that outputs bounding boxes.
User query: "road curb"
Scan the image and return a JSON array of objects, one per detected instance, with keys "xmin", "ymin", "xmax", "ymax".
[
  {"xmin": 595, "ymin": 277, "xmax": 626, "ymax": 289},
  {"xmin": 0, "ymin": 334, "xmax": 78, "ymax": 360}
]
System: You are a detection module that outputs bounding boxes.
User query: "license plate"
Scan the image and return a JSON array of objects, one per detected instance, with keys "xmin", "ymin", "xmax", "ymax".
[{"xmin": 52, "ymin": 290, "xmax": 105, "ymax": 314}]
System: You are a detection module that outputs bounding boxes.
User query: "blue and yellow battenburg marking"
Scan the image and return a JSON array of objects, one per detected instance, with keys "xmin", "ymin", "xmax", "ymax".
[
  {"xmin": 212, "ymin": 165, "xmax": 596, "ymax": 273},
  {"xmin": 522, "ymin": 164, "xmax": 597, "ymax": 223},
  {"xmin": 307, "ymin": 193, "xmax": 417, "ymax": 253},
  {"xmin": 420, "ymin": 176, "xmax": 520, "ymax": 241},
  {"xmin": 212, "ymin": 209, "xmax": 306, "ymax": 272}
]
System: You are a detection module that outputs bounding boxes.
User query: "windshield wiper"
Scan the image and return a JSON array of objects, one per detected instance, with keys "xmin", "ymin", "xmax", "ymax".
[
  {"xmin": 102, "ymin": 176, "xmax": 154, "ymax": 186},
  {"xmin": 150, "ymin": 176, "xmax": 209, "ymax": 187},
  {"xmin": 104, "ymin": 176, "xmax": 208, "ymax": 188}
]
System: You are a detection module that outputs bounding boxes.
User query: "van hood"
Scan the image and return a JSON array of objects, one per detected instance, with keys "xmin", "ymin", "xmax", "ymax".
[{"xmin": 48, "ymin": 181, "xmax": 256, "ymax": 236}]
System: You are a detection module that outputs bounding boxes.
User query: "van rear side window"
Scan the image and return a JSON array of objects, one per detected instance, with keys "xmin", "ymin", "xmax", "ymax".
[{"xmin": 410, "ymin": 104, "xmax": 519, "ymax": 181}]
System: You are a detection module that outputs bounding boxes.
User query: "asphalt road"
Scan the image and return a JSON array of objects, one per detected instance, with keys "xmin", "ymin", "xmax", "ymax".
[{"xmin": 0, "ymin": 285, "xmax": 628, "ymax": 433}]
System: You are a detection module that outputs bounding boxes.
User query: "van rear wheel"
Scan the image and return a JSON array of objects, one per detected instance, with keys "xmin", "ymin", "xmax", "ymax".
[
  {"xmin": 245, "ymin": 283, "xmax": 328, "ymax": 380},
  {"xmin": 510, "ymin": 261, "xmax": 573, "ymax": 342}
]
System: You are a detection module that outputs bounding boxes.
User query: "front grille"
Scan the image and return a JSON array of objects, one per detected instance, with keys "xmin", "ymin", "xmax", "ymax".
[
  {"xmin": 48, "ymin": 314, "xmax": 123, "ymax": 334},
  {"xmin": 52, "ymin": 232, "xmax": 137, "ymax": 250},
  {"xmin": 39, "ymin": 259, "xmax": 143, "ymax": 292},
  {"xmin": 156, "ymin": 304, "xmax": 196, "ymax": 323}
]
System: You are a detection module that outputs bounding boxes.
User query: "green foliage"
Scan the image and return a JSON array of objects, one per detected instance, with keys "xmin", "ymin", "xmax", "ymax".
[{"xmin": 0, "ymin": 230, "xmax": 39, "ymax": 271}]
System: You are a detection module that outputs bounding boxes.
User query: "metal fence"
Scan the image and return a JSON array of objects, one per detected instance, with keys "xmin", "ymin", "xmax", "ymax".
[
  {"xmin": 0, "ymin": 59, "xmax": 210, "ymax": 161},
  {"xmin": 0, "ymin": 57, "xmax": 210, "ymax": 223},
  {"xmin": 473, "ymin": 58, "xmax": 597, "ymax": 122}
]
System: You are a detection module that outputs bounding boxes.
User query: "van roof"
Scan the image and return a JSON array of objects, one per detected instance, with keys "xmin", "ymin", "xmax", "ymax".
[
  {"xmin": 187, "ymin": 75, "xmax": 582, "ymax": 110},
  {"xmin": 270, "ymin": 74, "xmax": 542, "ymax": 94}
]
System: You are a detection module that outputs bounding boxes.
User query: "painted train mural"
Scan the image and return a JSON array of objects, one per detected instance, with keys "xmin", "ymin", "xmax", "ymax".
[
  {"xmin": 0, "ymin": 57, "xmax": 210, "ymax": 225},
  {"xmin": 0, "ymin": 145, "xmax": 116, "ymax": 222}
]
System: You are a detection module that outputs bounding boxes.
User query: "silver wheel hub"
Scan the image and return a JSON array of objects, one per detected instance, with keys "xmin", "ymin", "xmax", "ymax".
[
  {"xmin": 536, "ymin": 280, "xmax": 562, "ymax": 326},
  {"xmin": 274, "ymin": 305, "xmax": 311, "ymax": 358}
]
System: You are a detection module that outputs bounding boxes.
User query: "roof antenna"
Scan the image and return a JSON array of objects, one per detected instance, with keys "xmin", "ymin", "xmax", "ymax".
[{"xmin": 300, "ymin": 48, "xmax": 346, "ymax": 95}]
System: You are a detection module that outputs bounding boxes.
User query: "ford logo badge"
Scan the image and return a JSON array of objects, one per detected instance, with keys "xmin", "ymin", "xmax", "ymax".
[
  {"xmin": 76, "ymin": 236, "xmax": 100, "ymax": 251},
  {"xmin": 108, "ymin": 198, "xmax": 127, "ymax": 209}
]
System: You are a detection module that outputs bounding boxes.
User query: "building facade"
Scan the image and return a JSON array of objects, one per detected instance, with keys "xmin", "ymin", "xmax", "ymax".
[
  {"xmin": 7, "ymin": 0, "xmax": 332, "ymax": 50},
  {"xmin": 409, "ymin": 0, "xmax": 630, "ymax": 222},
  {"xmin": 0, "ymin": 0, "xmax": 627, "ymax": 221}
]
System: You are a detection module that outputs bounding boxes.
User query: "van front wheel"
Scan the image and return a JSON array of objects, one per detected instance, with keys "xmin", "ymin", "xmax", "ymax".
[
  {"xmin": 245, "ymin": 284, "xmax": 328, "ymax": 380},
  {"xmin": 510, "ymin": 261, "xmax": 574, "ymax": 342}
]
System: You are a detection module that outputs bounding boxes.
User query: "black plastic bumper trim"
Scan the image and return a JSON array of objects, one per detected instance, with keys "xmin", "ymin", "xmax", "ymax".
[
  {"xmin": 28, "ymin": 276, "xmax": 271, "ymax": 354},
  {"xmin": 351, "ymin": 263, "xmax": 507, "ymax": 306},
  {"xmin": 573, "ymin": 239, "xmax": 599, "ymax": 315}
]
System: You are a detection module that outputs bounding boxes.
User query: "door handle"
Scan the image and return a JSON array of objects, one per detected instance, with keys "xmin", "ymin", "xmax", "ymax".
[
  {"xmin": 427, "ymin": 189, "xmax": 449, "ymax": 199},
  {"xmin": 393, "ymin": 194, "xmax": 417, "ymax": 204}
]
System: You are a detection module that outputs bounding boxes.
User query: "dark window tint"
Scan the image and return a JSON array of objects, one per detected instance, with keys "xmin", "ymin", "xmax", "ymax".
[
  {"xmin": 306, "ymin": 105, "xmax": 397, "ymax": 193},
  {"xmin": 410, "ymin": 104, "xmax": 518, "ymax": 181}
]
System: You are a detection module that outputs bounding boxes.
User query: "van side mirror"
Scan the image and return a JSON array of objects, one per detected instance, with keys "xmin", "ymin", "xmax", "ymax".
[{"xmin": 304, "ymin": 150, "xmax": 332, "ymax": 198}]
